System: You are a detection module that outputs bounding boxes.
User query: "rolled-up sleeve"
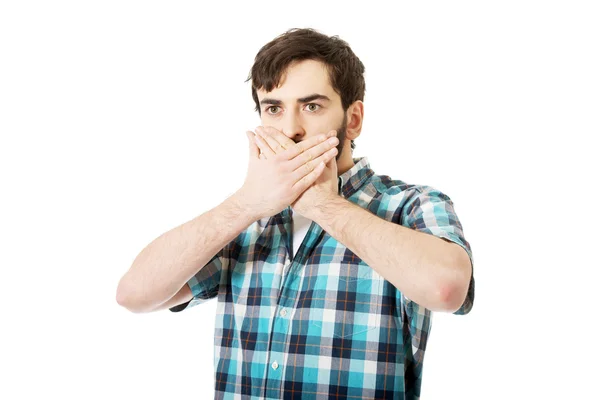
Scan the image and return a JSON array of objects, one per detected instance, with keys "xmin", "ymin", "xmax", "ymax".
[
  {"xmin": 169, "ymin": 248, "xmax": 226, "ymax": 312},
  {"xmin": 400, "ymin": 186, "xmax": 475, "ymax": 315}
]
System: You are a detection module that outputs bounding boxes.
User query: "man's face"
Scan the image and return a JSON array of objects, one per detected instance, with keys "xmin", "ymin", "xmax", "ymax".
[{"xmin": 256, "ymin": 59, "xmax": 347, "ymax": 160}]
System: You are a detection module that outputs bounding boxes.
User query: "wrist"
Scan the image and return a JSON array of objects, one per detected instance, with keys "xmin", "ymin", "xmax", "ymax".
[
  {"xmin": 305, "ymin": 193, "xmax": 344, "ymax": 222},
  {"xmin": 229, "ymin": 189, "xmax": 264, "ymax": 222}
]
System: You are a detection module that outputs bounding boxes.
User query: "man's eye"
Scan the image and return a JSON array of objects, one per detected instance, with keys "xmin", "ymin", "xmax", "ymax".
[{"xmin": 265, "ymin": 104, "xmax": 321, "ymax": 115}]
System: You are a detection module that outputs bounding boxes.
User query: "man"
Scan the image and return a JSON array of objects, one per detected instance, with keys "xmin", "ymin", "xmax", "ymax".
[{"xmin": 116, "ymin": 27, "xmax": 474, "ymax": 399}]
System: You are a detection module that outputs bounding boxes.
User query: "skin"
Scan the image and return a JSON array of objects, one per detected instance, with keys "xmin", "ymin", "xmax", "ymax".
[
  {"xmin": 254, "ymin": 59, "xmax": 364, "ymax": 177},
  {"xmin": 248, "ymin": 59, "xmax": 472, "ymax": 312},
  {"xmin": 118, "ymin": 60, "xmax": 467, "ymax": 314},
  {"xmin": 251, "ymin": 59, "xmax": 364, "ymax": 217}
]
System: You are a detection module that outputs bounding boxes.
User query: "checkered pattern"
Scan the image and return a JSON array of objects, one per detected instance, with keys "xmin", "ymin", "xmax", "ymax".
[{"xmin": 170, "ymin": 156, "xmax": 474, "ymax": 399}]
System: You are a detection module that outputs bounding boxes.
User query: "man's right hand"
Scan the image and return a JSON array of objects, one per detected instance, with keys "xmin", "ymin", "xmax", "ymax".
[{"xmin": 237, "ymin": 128, "xmax": 339, "ymax": 220}]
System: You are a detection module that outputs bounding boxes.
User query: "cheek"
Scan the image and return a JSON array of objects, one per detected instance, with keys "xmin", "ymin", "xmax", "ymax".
[{"xmin": 311, "ymin": 123, "xmax": 334, "ymax": 136}]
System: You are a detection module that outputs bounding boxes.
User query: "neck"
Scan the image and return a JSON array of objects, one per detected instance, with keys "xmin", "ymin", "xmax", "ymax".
[{"xmin": 336, "ymin": 146, "xmax": 354, "ymax": 175}]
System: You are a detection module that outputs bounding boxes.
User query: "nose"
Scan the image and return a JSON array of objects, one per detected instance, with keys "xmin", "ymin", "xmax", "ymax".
[{"xmin": 280, "ymin": 110, "xmax": 305, "ymax": 142}]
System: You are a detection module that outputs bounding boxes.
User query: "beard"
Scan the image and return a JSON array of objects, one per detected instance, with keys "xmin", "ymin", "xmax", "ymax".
[{"xmin": 291, "ymin": 113, "xmax": 348, "ymax": 161}]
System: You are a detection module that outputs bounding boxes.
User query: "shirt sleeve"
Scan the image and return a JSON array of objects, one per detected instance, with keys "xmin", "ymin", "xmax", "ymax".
[
  {"xmin": 169, "ymin": 247, "xmax": 227, "ymax": 312},
  {"xmin": 400, "ymin": 185, "xmax": 475, "ymax": 315}
]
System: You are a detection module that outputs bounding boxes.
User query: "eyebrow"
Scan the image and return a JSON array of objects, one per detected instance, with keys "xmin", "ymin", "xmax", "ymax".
[{"xmin": 259, "ymin": 93, "xmax": 331, "ymax": 106}]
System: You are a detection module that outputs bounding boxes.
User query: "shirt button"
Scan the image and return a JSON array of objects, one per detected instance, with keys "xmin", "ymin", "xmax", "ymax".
[
  {"xmin": 271, "ymin": 361, "xmax": 279, "ymax": 370},
  {"xmin": 279, "ymin": 309, "xmax": 287, "ymax": 317}
]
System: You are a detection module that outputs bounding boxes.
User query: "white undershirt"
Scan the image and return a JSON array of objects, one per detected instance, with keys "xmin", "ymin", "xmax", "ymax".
[
  {"xmin": 290, "ymin": 208, "xmax": 312, "ymax": 259},
  {"xmin": 290, "ymin": 177, "xmax": 342, "ymax": 259}
]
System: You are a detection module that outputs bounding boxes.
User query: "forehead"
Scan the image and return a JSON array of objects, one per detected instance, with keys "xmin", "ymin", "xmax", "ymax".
[{"xmin": 257, "ymin": 59, "xmax": 337, "ymax": 102}]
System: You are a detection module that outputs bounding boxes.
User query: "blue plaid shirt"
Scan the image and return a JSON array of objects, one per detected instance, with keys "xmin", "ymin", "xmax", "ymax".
[{"xmin": 170, "ymin": 156, "xmax": 475, "ymax": 399}]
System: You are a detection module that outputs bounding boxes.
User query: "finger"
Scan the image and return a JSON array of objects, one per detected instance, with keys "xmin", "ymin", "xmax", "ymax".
[
  {"xmin": 262, "ymin": 126, "xmax": 295, "ymax": 151},
  {"xmin": 291, "ymin": 160, "xmax": 327, "ymax": 193},
  {"xmin": 255, "ymin": 126, "xmax": 283, "ymax": 154},
  {"xmin": 281, "ymin": 133, "xmax": 326, "ymax": 163},
  {"xmin": 253, "ymin": 131, "xmax": 276, "ymax": 157},
  {"xmin": 288, "ymin": 134, "xmax": 338, "ymax": 171},
  {"xmin": 328, "ymin": 151, "xmax": 338, "ymax": 171},
  {"xmin": 246, "ymin": 131, "xmax": 259, "ymax": 159},
  {"xmin": 290, "ymin": 145, "xmax": 337, "ymax": 183}
]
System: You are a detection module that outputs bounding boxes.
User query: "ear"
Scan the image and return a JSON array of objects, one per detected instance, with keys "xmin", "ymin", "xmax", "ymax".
[{"xmin": 345, "ymin": 100, "xmax": 364, "ymax": 140}]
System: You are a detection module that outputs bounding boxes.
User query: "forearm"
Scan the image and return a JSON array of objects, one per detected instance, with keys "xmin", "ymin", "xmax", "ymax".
[
  {"xmin": 309, "ymin": 195, "xmax": 467, "ymax": 312},
  {"xmin": 116, "ymin": 190, "xmax": 258, "ymax": 312}
]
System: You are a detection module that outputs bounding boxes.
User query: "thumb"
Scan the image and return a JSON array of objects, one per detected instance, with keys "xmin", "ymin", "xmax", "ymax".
[{"xmin": 246, "ymin": 131, "xmax": 259, "ymax": 159}]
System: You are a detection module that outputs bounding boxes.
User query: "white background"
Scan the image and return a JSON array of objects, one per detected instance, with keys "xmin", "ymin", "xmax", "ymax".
[{"xmin": 1, "ymin": 1, "xmax": 598, "ymax": 399}]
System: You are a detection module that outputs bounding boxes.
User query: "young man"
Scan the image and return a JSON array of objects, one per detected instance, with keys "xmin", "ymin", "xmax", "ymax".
[{"xmin": 117, "ymin": 28, "xmax": 475, "ymax": 399}]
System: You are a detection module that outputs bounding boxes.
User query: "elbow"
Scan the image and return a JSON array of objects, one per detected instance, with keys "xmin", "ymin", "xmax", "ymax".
[
  {"xmin": 116, "ymin": 275, "xmax": 162, "ymax": 314},
  {"xmin": 437, "ymin": 251, "xmax": 472, "ymax": 313},
  {"xmin": 116, "ymin": 285, "xmax": 129, "ymax": 308},
  {"xmin": 116, "ymin": 278, "xmax": 132, "ymax": 308},
  {"xmin": 438, "ymin": 279, "xmax": 469, "ymax": 313},
  {"xmin": 116, "ymin": 276, "xmax": 144, "ymax": 313}
]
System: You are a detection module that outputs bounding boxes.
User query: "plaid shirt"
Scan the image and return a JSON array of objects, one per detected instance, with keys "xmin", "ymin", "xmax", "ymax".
[{"xmin": 170, "ymin": 156, "xmax": 475, "ymax": 399}]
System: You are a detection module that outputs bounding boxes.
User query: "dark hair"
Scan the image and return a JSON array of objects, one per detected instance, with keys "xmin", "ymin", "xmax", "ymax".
[{"xmin": 245, "ymin": 28, "xmax": 366, "ymax": 152}]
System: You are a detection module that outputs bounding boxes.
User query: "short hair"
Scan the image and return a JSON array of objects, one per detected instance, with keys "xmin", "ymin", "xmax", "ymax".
[{"xmin": 246, "ymin": 28, "xmax": 366, "ymax": 151}]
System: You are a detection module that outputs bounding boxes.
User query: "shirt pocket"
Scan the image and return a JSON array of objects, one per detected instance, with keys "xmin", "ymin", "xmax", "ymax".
[{"xmin": 311, "ymin": 259, "xmax": 382, "ymax": 339}]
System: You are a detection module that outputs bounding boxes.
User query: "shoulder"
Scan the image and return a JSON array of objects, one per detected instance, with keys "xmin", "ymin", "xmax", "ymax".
[{"xmin": 363, "ymin": 173, "xmax": 449, "ymax": 215}]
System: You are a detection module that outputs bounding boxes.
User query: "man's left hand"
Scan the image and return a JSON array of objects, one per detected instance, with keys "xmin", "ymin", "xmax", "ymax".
[{"xmin": 253, "ymin": 126, "xmax": 339, "ymax": 219}]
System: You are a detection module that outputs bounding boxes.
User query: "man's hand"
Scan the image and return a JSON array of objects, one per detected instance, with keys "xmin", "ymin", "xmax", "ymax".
[
  {"xmin": 253, "ymin": 126, "xmax": 340, "ymax": 219},
  {"xmin": 291, "ymin": 150, "xmax": 339, "ymax": 218},
  {"xmin": 238, "ymin": 126, "xmax": 339, "ymax": 220}
]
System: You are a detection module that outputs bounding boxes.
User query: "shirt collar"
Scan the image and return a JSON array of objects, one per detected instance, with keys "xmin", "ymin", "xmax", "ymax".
[{"xmin": 337, "ymin": 156, "xmax": 374, "ymax": 198}]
